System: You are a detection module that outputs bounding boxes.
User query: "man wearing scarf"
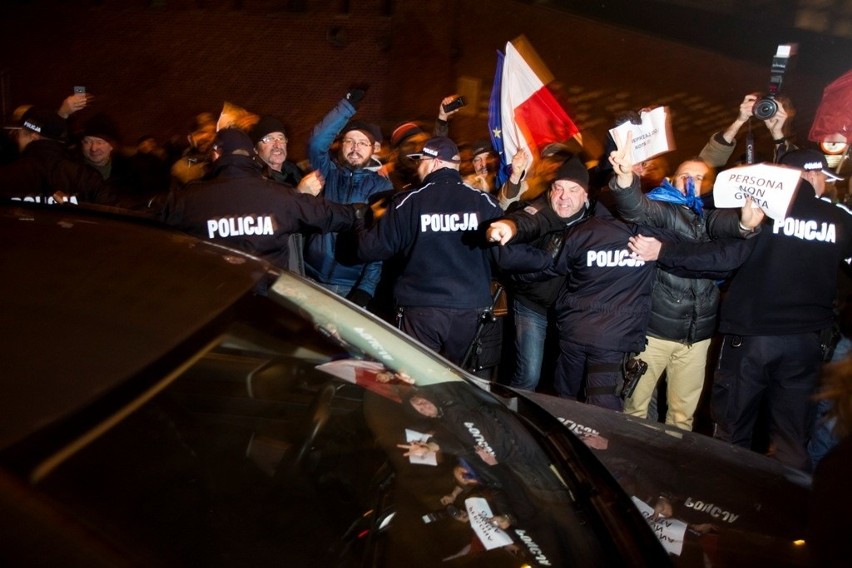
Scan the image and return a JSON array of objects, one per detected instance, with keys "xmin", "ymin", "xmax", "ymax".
[{"xmin": 608, "ymin": 155, "xmax": 761, "ymax": 431}]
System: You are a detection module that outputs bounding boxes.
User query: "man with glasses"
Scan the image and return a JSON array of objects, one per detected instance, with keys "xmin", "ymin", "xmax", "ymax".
[
  {"xmin": 305, "ymin": 88, "xmax": 392, "ymax": 309},
  {"xmin": 249, "ymin": 115, "xmax": 304, "ymax": 187}
]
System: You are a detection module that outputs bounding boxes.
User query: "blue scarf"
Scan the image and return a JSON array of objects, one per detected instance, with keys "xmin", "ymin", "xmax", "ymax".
[{"xmin": 646, "ymin": 177, "xmax": 703, "ymax": 217}]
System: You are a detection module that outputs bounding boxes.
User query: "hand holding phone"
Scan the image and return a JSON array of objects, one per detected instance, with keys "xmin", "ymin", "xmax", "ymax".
[{"xmin": 442, "ymin": 96, "xmax": 466, "ymax": 113}]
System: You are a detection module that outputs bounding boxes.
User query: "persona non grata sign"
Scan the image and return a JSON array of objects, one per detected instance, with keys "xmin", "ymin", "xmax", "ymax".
[{"xmin": 712, "ymin": 163, "xmax": 801, "ymax": 220}]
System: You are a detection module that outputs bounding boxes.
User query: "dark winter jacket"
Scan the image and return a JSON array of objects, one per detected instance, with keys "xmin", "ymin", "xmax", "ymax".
[
  {"xmin": 161, "ymin": 153, "xmax": 361, "ymax": 271},
  {"xmin": 0, "ymin": 139, "xmax": 110, "ymax": 205},
  {"xmin": 502, "ymin": 194, "xmax": 586, "ymax": 315},
  {"xmin": 609, "ymin": 174, "xmax": 745, "ymax": 344},
  {"xmin": 358, "ymin": 167, "xmax": 543, "ymax": 309},
  {"xmin": 512, "ymin": 202, "xmax": 660, "ymax": 353}
]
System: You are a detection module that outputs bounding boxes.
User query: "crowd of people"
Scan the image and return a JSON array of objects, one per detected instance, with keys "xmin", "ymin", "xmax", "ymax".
[{"xmin": 1, "ymin": 85, "xmax": 851, "ymax": 481}]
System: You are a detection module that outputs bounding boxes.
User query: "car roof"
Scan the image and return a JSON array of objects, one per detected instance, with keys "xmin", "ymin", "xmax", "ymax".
[{"xmin": 0, "ymin": 204, "xmax": 277, "ymax": 454}]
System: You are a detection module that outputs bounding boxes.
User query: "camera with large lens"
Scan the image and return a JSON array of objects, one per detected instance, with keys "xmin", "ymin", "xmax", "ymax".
[
  {"xmin": 753, "ymin": 44, "xmax": 796, "ymax": 121},
  {"xmin": 753, "ymin": 96, "xmax": 779, "ymax": 121}
]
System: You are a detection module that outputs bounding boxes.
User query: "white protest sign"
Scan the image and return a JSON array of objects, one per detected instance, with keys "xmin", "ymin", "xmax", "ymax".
[
  {"xmin": 631, "ymin": 496, "xmax": 688, "ymax": 556},
  {"xmin": 712, "ymin": 163, "xmax": 801, "ymax": 220},
  {"xmin": 404, "ymin": 429, "xmax": 438, "ymax": 466},
  {"xmin": 465, "ymin": 497, "xmax": 514, "ymax": 550},
  {"xmin": 609, "ymin": 106, "xmax": 673, "ymax": 163}
]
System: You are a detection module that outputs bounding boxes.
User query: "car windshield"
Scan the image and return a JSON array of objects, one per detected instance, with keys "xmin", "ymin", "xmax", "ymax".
[{"xmin": 31, "ymin": 273, "xmax": 658, "ymax": 567}]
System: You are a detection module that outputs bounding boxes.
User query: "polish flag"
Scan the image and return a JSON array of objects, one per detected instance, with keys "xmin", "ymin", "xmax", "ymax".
[{"xmin": 489, "ymin": 37, "xmax": 579, "ymax": 186}]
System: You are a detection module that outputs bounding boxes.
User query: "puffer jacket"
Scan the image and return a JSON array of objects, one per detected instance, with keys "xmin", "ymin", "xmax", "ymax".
[{"xmin": 609, "ymin": 174, "xmax": 743, "ymax": 344}]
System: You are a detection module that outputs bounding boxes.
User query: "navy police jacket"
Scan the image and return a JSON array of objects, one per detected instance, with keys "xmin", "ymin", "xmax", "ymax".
[
  {"xmin": 162, "ymin": 153, "xmax": 360, "ymax": 271},
  {"xmin": 718, "ymin": 182, "xmax": 852, "ymax": 335},
  {"xmin": 358, "ymin": 167, "xmax": 545, "ymax": 309},
  {"xmin": 512, "ymin": 202, "xmax": 665, "ymax": 353}
]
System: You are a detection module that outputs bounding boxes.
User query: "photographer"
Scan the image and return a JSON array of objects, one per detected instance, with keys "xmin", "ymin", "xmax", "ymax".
[{"xmin": 699, "ymin": 93, "xmax": 796, "ymax": 169}]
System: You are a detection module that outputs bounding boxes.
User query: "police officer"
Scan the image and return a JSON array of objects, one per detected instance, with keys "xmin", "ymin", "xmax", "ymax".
[
  {"xmin": 710, "ymin": 148, "xmax": 852, "ymax": 470},
  {"xmin": 162, "ymin": 128, "xmax": 364, "ymax": 273},
  {"xmin": 489, "ymin": 158, "xmax": 662, "ymax": 411},
  {"xmin": 357, "ymin": 136, "xmax": 509, "ymax": 366}
]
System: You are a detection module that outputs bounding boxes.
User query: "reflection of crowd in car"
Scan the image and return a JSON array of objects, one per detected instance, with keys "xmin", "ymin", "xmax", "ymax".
[{"xmin": 2, "ymin": 85, "xmax": 851, "ymax": 482}]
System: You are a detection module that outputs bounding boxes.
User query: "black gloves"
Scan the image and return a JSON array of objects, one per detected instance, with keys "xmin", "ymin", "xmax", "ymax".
[
  {"xmin": 345, "ymin": 84, "xmax": 369, "ymax": 108},
  {"xmin": 346, "ymin": 288, "xmax": 372, "ymax": 308}
]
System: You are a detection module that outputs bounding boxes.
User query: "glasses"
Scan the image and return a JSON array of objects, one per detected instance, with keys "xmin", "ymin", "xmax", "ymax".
[
  {"xmin": 342, "ymin": 138, "xmax": 372, "ymax": 149},
  {"xmin": 260, "ymin": 135, "xmax": 287, "ymax": 145}
]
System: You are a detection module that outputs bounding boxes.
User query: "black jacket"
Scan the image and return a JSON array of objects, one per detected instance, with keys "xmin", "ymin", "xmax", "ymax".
[
  {"xmin": 0, "ymin": 139, "xmax": 110, "ymax": 205},
  {"xmin": 512, "ymin": 202, "xmax": 661, "ymax": 353},
  {"xmin": 358, "ymin": 167, "xmax": 526, "ymax": 309},
  {"xmin": 161, "ymin": 153, "xmax": 360, "ymax": 271},
  {"xmin": 502, "ymin": 194, "xmax": 585, "ymax": 315},
  {"xmin": 609, "ymin": 174, "xmax": 745, "ymax": 344},
  {"xmin": 717, "ymin": 183, "xmax": 852, "ymax": 335}
]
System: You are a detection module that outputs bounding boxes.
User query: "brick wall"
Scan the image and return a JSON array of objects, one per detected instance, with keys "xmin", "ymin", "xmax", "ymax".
[{"xmin": 0, "ymin": 0, "xmax": 830, "ymax": 166}]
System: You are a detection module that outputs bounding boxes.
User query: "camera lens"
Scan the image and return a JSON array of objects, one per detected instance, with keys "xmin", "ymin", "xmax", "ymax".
[{"xmin": 753, "ymin": 97, "xmax": 778, "ymax": 120}]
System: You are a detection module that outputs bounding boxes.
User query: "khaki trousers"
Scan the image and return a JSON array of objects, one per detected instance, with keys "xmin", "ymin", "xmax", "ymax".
[{"xmin": 623, "ymin": 336, "xmax": 711, "ymax": 431}]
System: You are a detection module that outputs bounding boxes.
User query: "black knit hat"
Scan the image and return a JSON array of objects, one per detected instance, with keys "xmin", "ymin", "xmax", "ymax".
[
  {"xmin": 470, "ymin": 139, "xmax": 494, "ymax": 158},
  {"xmin": 553, "ymin": 156, "xmax": 589, "ymax": 191},
  {"xmin": 81, "ymin": 112, "xmax": 121, "ymax": 146},
  {"xmin": 249, "ymin": 115, "xmax": 287, "ymax": 145}
]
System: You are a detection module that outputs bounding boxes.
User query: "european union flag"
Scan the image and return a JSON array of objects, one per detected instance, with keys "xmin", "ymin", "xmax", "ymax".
[{"xmin": 488, "ymin": 49, "xmax": 510, "ymax": 188}]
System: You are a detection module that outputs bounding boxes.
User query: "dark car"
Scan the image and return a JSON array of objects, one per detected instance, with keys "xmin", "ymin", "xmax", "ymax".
[{"xmin": 0, "ymin": 203, "xmax": 810, "ymax": 567}]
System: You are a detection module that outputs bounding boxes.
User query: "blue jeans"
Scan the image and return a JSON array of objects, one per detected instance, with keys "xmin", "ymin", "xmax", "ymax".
[{"xmin": 510, "ymin": 300, "xmax": 548, "ymax": 391}]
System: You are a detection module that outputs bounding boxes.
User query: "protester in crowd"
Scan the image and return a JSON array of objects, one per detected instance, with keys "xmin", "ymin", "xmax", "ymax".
[
  {"xmin": 500, "ymin": 156, "xmax": 589, "ymax": 392},
  {"xmin": 0, "ymin": 106, "xmax": 109, "ymax": 205},
  {"xmin": 699, "ymin": 93, "xmax": 796, "ymax": 168},
  {"xmin": 808, "ymin": 300, "xmax": 852, "ymax": 470},
  {"xmin": 633, "ymin": 154, "xmax": 669, "ymax": 193},
  {"xmin": 497, "ymin": 142, "xmax": 578, "ymax": 210},
  {"xmin": 380, "ymin": 95, "xmax": 464, "ymax": 193},
  {"xmin": 705, "ymin": 148, "xmax": 852, "ymax": 470},
  {"xmin": 463, "ymin": 139, "xmax": 497, "ymax": 193},
  {"xmin": 608, "ymin": 143, "xmax": 763, "ymax": 431},
  {"xmin": 358, "ymin": 136, "xmax": 544, "ymax": 366},
  {"xmin": 381, "ymin": 121, "xmax": 428, "ymax": 192},
  {"xmin": 249, "ymin": 115, "xmax": 304, "ymax": 187},
  {"xmin": 74, "ymin": 112, "xmax": 138, "ymax": 207},
  {"xmin": 304, "ymin": 88, "xmax": 393, "ymax": 309},
  {"xmin": 161, "ymin": 128, "xmax": 365, "ymax": 273}
]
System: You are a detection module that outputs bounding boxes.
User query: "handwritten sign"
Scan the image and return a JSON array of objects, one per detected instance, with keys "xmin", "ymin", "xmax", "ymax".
[
  {"xmin": 609, "ymin": 106, "xmax": 674, "ymax": 163},
  {"xmin": 712, "ymin": 163, "xmax": 801, "ymax": 220},
  {"xmin": 632, "ymin": 497, "xmax": 687, "ymax": 556},
  {"xmin": 465, "ymin": 497, "xmax": 513, "ymax": 550}
]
